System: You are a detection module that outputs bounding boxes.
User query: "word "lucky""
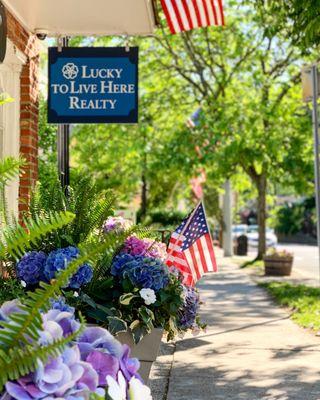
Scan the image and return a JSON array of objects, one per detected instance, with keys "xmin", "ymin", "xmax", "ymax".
[{"xmin": 81, "ymin": 67, "xmax": 123, "ymax": 79}]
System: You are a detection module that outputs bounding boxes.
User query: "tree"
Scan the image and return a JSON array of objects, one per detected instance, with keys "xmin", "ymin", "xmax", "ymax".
[
  {"xmin": 149, "ymin": 0, "xmax": 315, "ymax": 258},
  {"xmin": 256, "ymin": 0, "xmax": 320, "ymax": 49},
  {"xmin": 71, "ymin": 37, "xmax": 195, "ymax": 214}
]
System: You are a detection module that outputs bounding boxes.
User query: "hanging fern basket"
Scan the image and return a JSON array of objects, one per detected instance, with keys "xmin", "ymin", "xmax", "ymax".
[{"xmin": 264, "ymin": 255, "xmax": 293, "ymax": 276}]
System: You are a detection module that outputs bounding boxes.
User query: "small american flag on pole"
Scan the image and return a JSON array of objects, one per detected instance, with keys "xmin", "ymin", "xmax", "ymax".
[
  {"xmin": 166, "ymin": 201, "xmax": 217, "ymax": 286},
  {"xmin": 160, "ymin": 0, "xmax": 225, "ymax": 35}
]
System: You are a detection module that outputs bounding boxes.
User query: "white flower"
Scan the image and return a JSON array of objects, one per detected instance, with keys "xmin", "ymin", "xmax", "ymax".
[
  {"xmin": 73, "ymin": 291, "xmax": 79, "ymax": 298},
  {"xmin": 107, "ymin": 372, "xmax": 127, "ymax": 400},
  {"xmin": 20, "ymin": 280, "xmax": 27, "ymax": 288},
  {"xmin": 139, "ymin": 288, "xmax": 156, "ymax": 306},
  {"xmin": 128, "ymin": 376, "xmax": 153, "ymax": 400}
]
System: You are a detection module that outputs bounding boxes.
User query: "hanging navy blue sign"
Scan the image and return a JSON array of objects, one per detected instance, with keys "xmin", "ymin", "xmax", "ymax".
[{"xmin": 48, "ymin": 47, "xmax": 138, "ymax": 124}]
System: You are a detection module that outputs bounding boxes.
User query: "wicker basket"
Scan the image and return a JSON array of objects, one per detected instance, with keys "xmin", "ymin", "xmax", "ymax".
[{"xmin": 263, "ymin": 255, "xmax": 293, "ymax": 276}]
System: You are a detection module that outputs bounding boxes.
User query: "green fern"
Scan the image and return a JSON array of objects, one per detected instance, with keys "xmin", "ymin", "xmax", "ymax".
[
  {"xmin": 0, "ymin": 211, "xmax": 75, "ymax": 260},
  {"xmin": 29, "ymin": 176, "xmax": 115, "ymax": 251},
  {"xmin": 0, "ymin": 157, "xmax": 24, "ymax": 186}
]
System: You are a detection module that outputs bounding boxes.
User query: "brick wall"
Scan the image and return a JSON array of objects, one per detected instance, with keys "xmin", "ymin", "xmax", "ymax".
[{"xmin": 6, "ymin": 9, "xmax": 39, "ymax": 214}]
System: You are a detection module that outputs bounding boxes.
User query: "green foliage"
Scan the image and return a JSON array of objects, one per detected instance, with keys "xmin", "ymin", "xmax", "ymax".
[
  {"xmin": 0, "ymin": 157, "xmax": 75, "ymax": 266},
  {"xmin": 260, "ymin": 281, "xmax": 320, "ymax": 330},
  {"xmin": 80, "ymin": 265, "xmax": 184, "ymax": 344},
  {"xmin": 0, "ymin": 278, "xmax": 25, "ymax": 304},
  {"xmin": 0, "ymin": 211, "xmax": 75, "ymax": 261},
  {"xmin": 275, "ymin": 199, "xmax": 316, "ymax": 236},
  {"xmin": 0, "ymin": 156, "xmax": 117, "ymax": 390},
  {"xmin": 0, "ymin": 157, "xmax": 25, "ymax": 225},
  {"xmin": 0, "ymin": 93, "xmax": 14, "ymax": 105},
  {"xmin": 38, "ymin": 95, "xmax": 58, "ymax": 185},
  {"xmin": 275, "ymin": 203, "xmax": 305, "ymax": 235},
  {"xmin": 143, "ymin": 208, "xmax": 186, "ymax": 227},
  {"xmin": 256, "ymin": 0, "xmax": 320, "ymax": 49},
  {"xmin": 29, "ymin": 176, "xmax": 115, "ymax": 251}
]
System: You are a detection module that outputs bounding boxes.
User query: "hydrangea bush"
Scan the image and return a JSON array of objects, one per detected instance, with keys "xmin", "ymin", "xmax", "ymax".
[
  {"xmin": 0, "ymin": 299, "xmax": 152, "ymax": 400},
  {"xmin": 80, "ymin": 235, "xmax": 206, "ymax": 343}
]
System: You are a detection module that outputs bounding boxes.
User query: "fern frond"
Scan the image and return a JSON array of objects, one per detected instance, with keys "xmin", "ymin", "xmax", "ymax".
[
  {"xmin": 0, "ymin": 157, "xmax": 24, "ymax": 186},
  {"xmin": 0, "ymin": 314, "xmax": 85, "ymax": 390},
  {"xmin": 0, "ymin": 211, "xmax": 75, "ymax": 260}
]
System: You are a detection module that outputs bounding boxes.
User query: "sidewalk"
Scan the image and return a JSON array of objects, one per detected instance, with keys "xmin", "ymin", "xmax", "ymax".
[{"xmin": 150, "ymin": 259, "xmax": 320, "ymax": 400}]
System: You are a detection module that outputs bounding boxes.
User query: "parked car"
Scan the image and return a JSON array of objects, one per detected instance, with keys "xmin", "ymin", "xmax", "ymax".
[
  {"xmin": 232, "ymin": 224, "xmax": 248, "ymax": 238},
  {"xmin": 247, "ymin": 225, "xmax": 278, "ymax": 248}
]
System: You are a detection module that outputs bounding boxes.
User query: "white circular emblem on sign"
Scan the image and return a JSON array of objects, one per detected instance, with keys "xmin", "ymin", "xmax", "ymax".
[{"xmin": 62, "ymin": 63, "xmax": 79, "ymax": 80}]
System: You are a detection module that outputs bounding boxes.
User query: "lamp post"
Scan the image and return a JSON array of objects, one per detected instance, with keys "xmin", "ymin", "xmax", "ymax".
[
  {"xmin": 57, "ymin": 36, "xmax": 70, "ymax": 191},
  {"xmin": 302, "ymin": 64, "xmax": 320, "ymax": 283}
]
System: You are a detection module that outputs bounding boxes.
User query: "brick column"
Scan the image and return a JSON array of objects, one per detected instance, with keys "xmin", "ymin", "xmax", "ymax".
[
  {"xmin": 6, "ymin": 10, "xmax": 40, "ymax": 214},
  {"xmin": 19, "ymin": 55, "xmax": 39, "ymax": 213}
]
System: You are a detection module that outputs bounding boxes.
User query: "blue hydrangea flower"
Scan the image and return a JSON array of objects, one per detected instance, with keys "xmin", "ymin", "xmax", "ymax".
[
  {"xmin": 50, "ymin": 297, "xmax": 75, "ymax": 313},
  {"xmin": 111, "ymin": 254, "xmax": 170, "ymax": 292},
  {"xmin": 44, "ymin": 246, "xmax": 93, "ymax": 289},
  {"xmin": 69, "ymin": 263, "xmax": 93, "ymax": 289},
  {"xmin": 111, "ymin": 253, "xmax": 143, "ymax": 277},
  {"xmin": 16, "ymin": 251, "xmax": 47, "ymax": 285}
]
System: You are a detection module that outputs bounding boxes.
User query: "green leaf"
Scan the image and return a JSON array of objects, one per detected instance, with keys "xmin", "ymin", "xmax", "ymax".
[
  {"xmin": 86, "ymin": 309, "xmax": 110, "ymax": 324},
  {"xmin": 129, "ymin": 320, "xmax": 140, "ymax": 330},
  {"xmin": 119, "ymin": 293, "xmax": 138, "ymax": 306},
  {"xmin": 107, "ymin": 316, "xmax": 127, "ymax": 335},
  {"xmin": 132, "ymin": 325, "xmax": 148, "ymax": 344}
]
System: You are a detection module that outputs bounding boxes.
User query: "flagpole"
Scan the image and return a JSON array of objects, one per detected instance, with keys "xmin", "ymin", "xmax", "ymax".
[{"xmin": 166, "ymin": 200, "xmax": 202, "ymax": 257}]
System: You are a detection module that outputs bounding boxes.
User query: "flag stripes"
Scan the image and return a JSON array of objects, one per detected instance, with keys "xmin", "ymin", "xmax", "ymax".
[
  {"xmin": 160, "ymin": 0, "xmax": 224, "ymax": 34},
  {"xmin": 166, "ymin": 202, "xmax": 217, "ymax": 286}
]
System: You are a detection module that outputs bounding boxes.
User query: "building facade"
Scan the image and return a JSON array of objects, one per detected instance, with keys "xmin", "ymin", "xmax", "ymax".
[{"xmin": 0, "ymin": 6, "xmax": 39, "ymax": 215}]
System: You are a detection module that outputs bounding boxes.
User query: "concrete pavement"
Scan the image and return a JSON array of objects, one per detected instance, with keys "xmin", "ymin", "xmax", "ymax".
[{"xmin": 150, "ymin": 260, "xmax": 320, "ymax": 400}]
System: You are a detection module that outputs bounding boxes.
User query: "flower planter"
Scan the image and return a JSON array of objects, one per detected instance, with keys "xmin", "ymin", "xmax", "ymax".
[
  {"xmin": 263, "ymin": 255, "xmax": 293, "ymax": 276},
  {"xmin": 117, "ymin": 328, "xmax": 163, "ymax": 383}
]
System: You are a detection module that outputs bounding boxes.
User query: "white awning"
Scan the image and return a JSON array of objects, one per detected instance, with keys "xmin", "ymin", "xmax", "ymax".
[{"xmin": 3, "ymin": 0, "xmax": 157, "ymax": 36}]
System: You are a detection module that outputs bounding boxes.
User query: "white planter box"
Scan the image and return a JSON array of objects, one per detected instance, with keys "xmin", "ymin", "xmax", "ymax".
[{"xmin": 117, "ymin": 328, "xmax": 163, "ymax": 383}]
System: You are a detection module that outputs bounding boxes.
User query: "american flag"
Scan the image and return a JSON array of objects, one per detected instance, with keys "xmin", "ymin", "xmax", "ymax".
[
  {"xmin": 160, "ymin": 0, "xmax": 225, "ymax": 35},
  {"xmin": 166, "ymin": 202, "xmax": 217, "ymax": 286}
]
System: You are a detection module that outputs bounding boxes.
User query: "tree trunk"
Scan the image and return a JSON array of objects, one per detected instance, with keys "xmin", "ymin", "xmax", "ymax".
[{"xmin": 257, "ymin": 173, "xmax": 267, "ymax": 260}]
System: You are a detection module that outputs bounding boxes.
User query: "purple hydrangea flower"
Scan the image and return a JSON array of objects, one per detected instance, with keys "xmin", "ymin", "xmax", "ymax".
[
  {"xmin": 0, "ymin": 299, "xmax": 22, "ymax": 321},
  {"xmin": 77, "ymin": 327, "xmax": 123, "ymax": 359},
  {"xmin": 119, "ymin": 345, "xmax": 140, "ymax": 383},
  {"xmin": 44, "ymin": 247, "xmax": 93, "ymax": 289},
  {"xmin": 78, "ymin": 327, "xmax": 141, "ymax": 386},
  {"xmin": 5, "ymin": 346, "xmax": 98, "ymax": 400},
  {"xmin": 112, "ymin": 254, "xmax": 170, "ymax": 292},
  {"xmin": 16, "ymin": 251, "xmax": 47, "ymax": 286},
  {"xmin": 123, "ymin": 236, "xmax": 167, "ymax": 261},
  {"xmin": 40, "ymin": 309, "xmax": 81, "ymax": 343},
  {"xmin": 178, "ymin": 286, "xmax": 200, "ymax": 330},
  {"xmin": 0, "ymin": 303, "xmax": 143, "ymax": 400}
]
